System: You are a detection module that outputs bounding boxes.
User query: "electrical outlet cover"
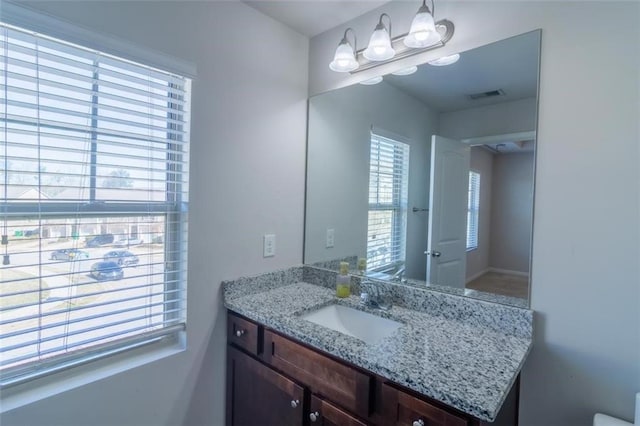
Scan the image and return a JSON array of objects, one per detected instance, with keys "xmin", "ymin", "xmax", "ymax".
[{"xmin": 263, "ymin": 234, "xmax": 276, "ymax": 257}]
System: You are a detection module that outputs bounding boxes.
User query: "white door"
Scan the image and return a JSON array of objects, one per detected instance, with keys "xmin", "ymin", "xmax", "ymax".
[{"xmin": 426, "ymin": 135, "xmax": 470, "ymax": 288}]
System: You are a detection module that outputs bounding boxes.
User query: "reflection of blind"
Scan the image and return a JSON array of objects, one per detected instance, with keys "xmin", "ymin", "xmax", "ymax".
[
  {"xmin": 367, "ymin": 133, "xmax": 409, "ymax": 270},
  {"xmin": 0, "ymin": 22, "xmax": 190, "ymax": 385},
  {"xmin": 466, "ymin": 171, "xmax": 481, "ymax": 250}
]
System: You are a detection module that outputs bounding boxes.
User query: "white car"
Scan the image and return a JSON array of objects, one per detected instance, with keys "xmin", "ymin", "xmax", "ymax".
[{"xmin": 114, "ymin": 238, "xmax": 144, "ymax": 247}]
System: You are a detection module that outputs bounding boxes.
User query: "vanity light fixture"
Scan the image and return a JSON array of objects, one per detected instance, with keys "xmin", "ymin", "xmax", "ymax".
[
  {"xmin": 428, "ymin": 53, "xmax": 461, "ymax": 66},
  {"xmin": 404, "ymin": 0, "xmax": 441, "ymax": 48},
  {"xmin": 363, "ymin": 13, "xmax": 395, "ymax": 62},
  {"xmin": 329, "ymin": 0, "xmax": 455, "ymax": 74},
  {"xmin": 329, "ymin": 28, "xmax": 359, "ymax": 72},
  {"xmin": 359, "ymin": 76, "xmax": 384, "ymax": 85}
]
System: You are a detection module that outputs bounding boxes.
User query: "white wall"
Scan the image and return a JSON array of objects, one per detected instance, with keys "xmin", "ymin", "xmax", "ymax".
[
  {"xmin": 306, "ymin": 81, "xmax": 437, "ymax": 280},
  {"xmin": 490, "ymin": 153, "xmax": 534, "ymax": 274},
  {"xmin": 1, "ymin": 2, "xmax": 308, "ymax": 426},
  {"xmin": 439, "ymin": 97, "xmax": 537, "ymax": 140},
  {"xmin": 310, "ymin": 1, "xmax": 640, "ymax": 425},
  {"xmin": 466, "ymin": 147, "xmax": 493, "ymax": 281}
]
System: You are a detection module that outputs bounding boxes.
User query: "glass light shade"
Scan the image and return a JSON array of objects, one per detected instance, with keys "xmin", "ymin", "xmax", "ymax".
[
  {"xmin": 428, "ymin": 53, "xmax": 460, "ymax": 66},
  {"xmin": 329, "ymin": 40, "xmax": 359, "ymax": 72},
  {"xmin": 363, "ymin": 25, "xmax": 395, "ymax": 61},
  {"xmin": 392, "ymin": 66, "xmax": 418, "ymax": 76},
  {"xmin": 403, "ymin": 6, "xmax": 441, "ymax": 48},
  {"xmin": 359, "ymin": 76, "xmax": 383, "ymax": 85}
]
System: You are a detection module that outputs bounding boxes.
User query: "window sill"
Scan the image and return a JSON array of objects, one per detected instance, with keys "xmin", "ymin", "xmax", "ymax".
[{"xmin": 0, "ymin": 335, "xmax": 185, "ymax": 413}]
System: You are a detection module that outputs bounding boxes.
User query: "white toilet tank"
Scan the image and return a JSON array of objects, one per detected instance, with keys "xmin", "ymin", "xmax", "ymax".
[{"xmin": 593, "ymin": 393, "xmax": 640, "ymax": 426}]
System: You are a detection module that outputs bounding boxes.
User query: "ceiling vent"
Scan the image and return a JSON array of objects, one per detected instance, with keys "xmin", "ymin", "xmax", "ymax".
[{"xmin": 467, "ymin": 89, "xmax": 505, "ymax": 100}]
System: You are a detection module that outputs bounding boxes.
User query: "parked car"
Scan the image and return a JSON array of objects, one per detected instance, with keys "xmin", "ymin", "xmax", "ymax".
[
  {"xmin": 50, "ymin": 249, "xmax": 90, "ymax": 261},
  {"xmin": 85, "ymin": 234, "xmax": 114, "ymax": 247},
  {"xmin": 113, "ymin": 238, "xmax": 144, "ymax": 247},
  {"xmin": 24, "ymin": 228, "xmax": 40, "ymax": 237},
  {"xmin": 89, "ymin": 261, "xmax": 124, "ymax": 281},
  {"xmin": 103, "ymin": 250, "xmax": 139, "ymax": 266}
]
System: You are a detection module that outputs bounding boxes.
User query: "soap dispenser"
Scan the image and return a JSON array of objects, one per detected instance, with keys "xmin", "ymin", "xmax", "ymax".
[{"xmin": 336, "ymin": 261, "xmax": 351, "ymax": 298}]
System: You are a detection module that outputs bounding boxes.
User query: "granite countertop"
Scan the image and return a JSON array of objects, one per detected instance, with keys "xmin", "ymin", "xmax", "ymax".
[{"xmin": 223, "ymin": 266, "xmax": 533, "ymax": 422}]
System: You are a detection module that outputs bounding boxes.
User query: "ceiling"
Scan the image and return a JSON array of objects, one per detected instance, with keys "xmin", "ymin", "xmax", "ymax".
[
  {"xmin": 245, "ymin": 2, "xmax": 539, "ymax": 115},
  {"xmin": 384, "ymin": 31, "xmax": 540, "ymax": 112},
  {"xmin": 244, "ymin": 1, "xmax": 388, "ymax": 37}
]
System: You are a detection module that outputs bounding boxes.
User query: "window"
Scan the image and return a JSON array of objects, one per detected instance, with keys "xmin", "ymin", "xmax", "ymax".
[
  {"xmin": 0, "ymin": 22, "xmax": 190, "ymax": 386},
  {"xmin": 466, "ymin": 171, "xmax": 481, "ymax": 250},
  {"xmin": 367, "ymin": 133, "xmax": 409, "ymax": 270}
]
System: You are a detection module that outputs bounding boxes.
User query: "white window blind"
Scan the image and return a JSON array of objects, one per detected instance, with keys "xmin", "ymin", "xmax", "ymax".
[
  {"xmin": 466, "ymin": 171, "xmax": 480, "ymax": 250},
  {"xmin": 0, "ymin": 22, "xmax": 190, "ymax": 386},
  {"xmin": 367, "ymin": 133, "xmax": 409, "ymax": 270}
]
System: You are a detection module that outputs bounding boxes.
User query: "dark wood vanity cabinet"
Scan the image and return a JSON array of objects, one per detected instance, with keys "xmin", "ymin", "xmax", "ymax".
[
  {"xmin": 309, "ymin": 395, "xmax": 368, "ymax": 426},
  {"xmin": 226, "ymin": 311, "xmax": 518, "ymax": 426},
  {"xmin": 381, "ymin": 383, "xmax": 468, "ymax": 426},
  {"xmin": 263, "ymin": 329, "xmax": 372, "ymax": 419},
  {"xmin": 227, "ymin": 346, "xmax": 305, "ymax": 426}
]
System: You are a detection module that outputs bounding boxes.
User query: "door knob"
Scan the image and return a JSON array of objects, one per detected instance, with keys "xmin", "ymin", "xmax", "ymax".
[
  {"xmin": 413, "ymin": 420, "xmax": 425, "ymax": 426},
  {"xmin": 430, "ymin": 251, "xmax": 441, "ymax": 257},
  {"xmin": 235, "ymin": 329, "xmax": 245, "ymax": 337},
  {"xmin": 309, "ymin": 411, "xmax": 320, "ymax": 422},
  {"xmin": 290, "ymin": 400, "xmax": 299, "ymax": 408}
]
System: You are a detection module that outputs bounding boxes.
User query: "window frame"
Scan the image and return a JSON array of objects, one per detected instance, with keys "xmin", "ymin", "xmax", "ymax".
[
  {"xmin": 366, "ymin": 132, "xmax": 410, "ymax": 272},
  {"xmin": 0, "ymin": 10, "xmax": 194, "ymax": 388},
  {"xmin": 466, "ymin": 170, "xmax": 481, "ymax": 251}
]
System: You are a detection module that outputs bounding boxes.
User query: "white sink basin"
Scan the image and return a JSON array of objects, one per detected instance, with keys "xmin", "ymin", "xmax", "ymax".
[{"xmin": 301, "ymin": 304, "xmax": 402, "ymax": 344}]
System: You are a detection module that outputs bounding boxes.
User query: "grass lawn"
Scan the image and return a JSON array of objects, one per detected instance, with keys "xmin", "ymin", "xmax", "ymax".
[{"xmin": 0, "ymin": 268, "xmax": 50, "ymax": 309}]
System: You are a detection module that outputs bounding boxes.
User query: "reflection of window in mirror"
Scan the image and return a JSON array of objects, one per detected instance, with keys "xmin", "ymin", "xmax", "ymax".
[
  {"xmin": 466, "ymin": 171, "xmax": 481, "ymax": 251},
  {"xmin": 366, "ymin": 133, "xmax": 409, "ymax": 272}
]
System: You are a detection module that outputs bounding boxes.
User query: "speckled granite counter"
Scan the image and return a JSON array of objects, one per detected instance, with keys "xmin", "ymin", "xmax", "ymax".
[{"xmin": 223, "ymin": 266, "xmax": 533, "ymax": 422}]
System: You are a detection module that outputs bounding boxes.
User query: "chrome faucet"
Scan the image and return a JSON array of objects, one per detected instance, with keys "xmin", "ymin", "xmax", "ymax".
[
  {"xmin": 360, "ymin": 280, "xmax": 392, "ymax": 311},
  {"xmin": 390, "ymin": 266, "xmax": 406, "ymax": 283}
]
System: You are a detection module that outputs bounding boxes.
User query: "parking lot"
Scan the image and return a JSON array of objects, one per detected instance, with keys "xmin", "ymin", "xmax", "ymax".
[{"xmin": 1, "ymin": 236, "xmax": 170, "ymax": 368}]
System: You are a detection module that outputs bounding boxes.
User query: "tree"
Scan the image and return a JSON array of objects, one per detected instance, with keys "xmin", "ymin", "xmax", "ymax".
[{"xmin": 102, "ymin": 169, "xmax": 134, "ymax": 188}]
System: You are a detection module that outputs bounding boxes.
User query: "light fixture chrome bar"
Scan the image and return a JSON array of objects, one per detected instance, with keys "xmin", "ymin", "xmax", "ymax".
[{"xmin": 351, "ymin": 19, "xmax": 454, "ymax": 74}]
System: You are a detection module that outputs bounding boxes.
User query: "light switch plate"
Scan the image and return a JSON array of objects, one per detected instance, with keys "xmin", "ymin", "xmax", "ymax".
[
  {"xmin": 326, "ymin": 228, "xmax": 335, "ymax": 248},
  {"xmin": 263, "ymin": 234, "xmax": 276, "ymax": 257}
]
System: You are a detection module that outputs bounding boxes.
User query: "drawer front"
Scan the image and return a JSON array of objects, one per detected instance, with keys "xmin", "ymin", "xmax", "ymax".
[
  {"xmin": 382, "ymin": 383, "xmax": 468, "ymax": 426},
  {"xmin": 227, "ymin": 312, "xmax": 259, "ymax": 355},
  {"xmin": 264, "ymin": 330, "xmax": 371, "ymax": 419},
  {"xmin": 309, "ymin": 394, "xmax": 368, "ymax": 426}
]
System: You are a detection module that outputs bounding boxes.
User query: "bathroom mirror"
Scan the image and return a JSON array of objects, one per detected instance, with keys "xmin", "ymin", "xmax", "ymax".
[{"xmin": 304, "ymin": 31, "xmax": 540, "ymax": 307}]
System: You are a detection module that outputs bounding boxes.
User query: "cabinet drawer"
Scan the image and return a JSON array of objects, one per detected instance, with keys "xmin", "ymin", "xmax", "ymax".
[
  {"xmin": 309, "ymin": 394, "xmax": 368, "ymax": 426},
  {"xmin": 227, "ymin": 312, "xmax": 259, "ymax": 355},
  {"xmin": 382, "ymin": 383, "xmax": 468, "ymax": 426},
  {"xmin": 264, "ymin": 330, "xmax": 371, "ymax": 419}
]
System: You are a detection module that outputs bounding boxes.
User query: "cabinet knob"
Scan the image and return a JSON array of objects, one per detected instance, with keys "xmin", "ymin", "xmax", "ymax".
[
  {"xmin": 235, "ymin": 329, "xmax": 245, "ymax": 337},
  {"xmin": 290, "ymin": 400, "xmax": 299, "ymax": 408},
  {"xmin": 412, "ymin": 420, "xmax": 425, "ymax": 426},
  {"xmin": 309, "ymin": 411, "xmax": 320, "ymax": 422}
]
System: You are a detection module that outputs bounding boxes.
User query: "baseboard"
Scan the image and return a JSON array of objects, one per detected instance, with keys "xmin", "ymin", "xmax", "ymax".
[
  {"xmin": 465, "ymin": 268, "xmax": 490, "ymax": 284},
  {"xmin": 488, "ymin": 267, "xmax": 529, "ymax": 277}
]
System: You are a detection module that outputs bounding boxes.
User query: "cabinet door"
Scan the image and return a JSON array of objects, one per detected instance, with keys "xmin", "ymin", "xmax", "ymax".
[
  {"xmin": 382, "ymin": 383, "xmax": 469, "ymax": 426},
  {"xmin": 308, "ymin": 395, "xmax": 368, "ymax": 426},
  {"xmin": 227, "ymin": 346, "xmax": 304, "ymax": 426},
  {"xmin": 264, "ymin": 330, "xmax": 371, "ymax": 418}
]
